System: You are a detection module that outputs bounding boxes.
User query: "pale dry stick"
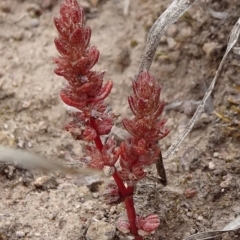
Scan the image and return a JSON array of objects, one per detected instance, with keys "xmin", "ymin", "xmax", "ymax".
[
  {"xmin": 0, "ymin": 145, "xmax": 102, "ymax": 176},
  {"xmin": 183, "ymin": 215, "xmax": 240, "ymax": 240},
  {"xmin": 138, "ymin": 0, "xmax": 199, "ymax": 75},
  {"xmin": 137, "ymin": 0, "xmax": 198, "ymax": 183},
  {"xmin": 164, "ymin": 17, "xmax": 240, "ymax": 159},
  {"xmin": 123, "ymin": 0, "xmax": 130, "ymax": 16}
]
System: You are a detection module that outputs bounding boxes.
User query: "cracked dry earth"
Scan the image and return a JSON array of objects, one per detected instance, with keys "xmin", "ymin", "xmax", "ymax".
[{"xmin": 0, "ymin": 0, "xmax": 240, "ymax": 239}]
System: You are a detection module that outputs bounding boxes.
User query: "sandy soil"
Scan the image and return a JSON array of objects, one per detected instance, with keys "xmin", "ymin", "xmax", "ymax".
[{"xmin": 0, "ymin": 0, "xmax": 240, "ymax": 239}]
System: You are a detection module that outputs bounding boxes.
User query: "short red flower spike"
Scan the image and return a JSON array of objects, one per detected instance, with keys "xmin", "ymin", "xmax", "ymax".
[
  {"xmin": 123, "ymin": 72, "xmax": 169, "ymax": 142},
  {"xmin": 119, "ymin": 72, "xmax": 169, "ymax": 183},
  {"xmin": 53, "ymin": 1, "xmax": 170, "ymax": 239}
]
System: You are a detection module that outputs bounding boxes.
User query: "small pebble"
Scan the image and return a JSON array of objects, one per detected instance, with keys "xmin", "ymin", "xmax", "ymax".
[
  {"xmin": 86, "ymin": 221, "xmax": 116, "ymax": 240},
  {"xmin": 17, "ymin": 139, "xmax": 25, "ymax": 148},
  {"xmin": 185, "ymin": 188, "xmax": 197, "ymax": 199},
  {"xmin": 208, "ymin": 161, "xmax": 215, "ymax": 170},
  {"xmin": 26, "ymin": 3, "xmax": 42, "ymax": 17},
  {"xmin": 30, "ymin": 18, "xmax": 40, "ymax": 28},
  {"xmin": 27, "ymin": 142, "xmax": 33, "ymax": 148},
  {"xmin": 202, "ymin": 42, "xmax": 218, "ymax": 58},
  {"xmin": 213, "ymin": 152, "xmax": 219, "ymax": 158},
  {"xmin": 220, "ymin": 174, "xmax": 232, "ymax": 188},
  {"xmin": 178, "ymin": 26, "xmax": 192, "ymax": 39},
  {"xmin": 186, "ymin": 212, "xmax": 193, "ymax": 217},
  {"xmin": 33, "ymin": 176, "xmax": 51, "ymax": 188},
  {"xmin": 22, "ymin": 101, "xmax": 31, "ymax": 109},
  {"xmin": 193, "ymin": 214, "xmax": 199, "ymax": 219},
  {"xmin": 4, "ymin": 165, "xmax": 16, "ymax": 179},
  {"xmin": 92, "ymin": 192, "xmax": 99, "ymax": 198},
  {"xmin": 167, "ymin": 37, "xmax": 177, "ymax": 50},
  {"xmin": 15, "ymin": 231, "xmax": 25, "ymax": 238},
  {"xmin": 82, "ymin": 200, "xmax": 95, "ymax": 210},
  {"xmin": 190, "ymin": 228, "xmax": 197, "ymax": 234},
  {"xmin": 110, "ymin": 206, "xmax": 116, "ymax": 214},
  {"xmin": 12, "ymin": 31, "xmax": 24, "ymax": 41}
]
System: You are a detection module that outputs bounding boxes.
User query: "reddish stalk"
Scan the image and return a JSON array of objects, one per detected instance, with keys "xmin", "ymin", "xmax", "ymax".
[
  {"xmin": 125, "ymin": 196, "xmax": 139, "ymax": 237},
  {"xmin": 90, "ymin": 118, "xmax": 103, "ymax": 151},
  {"xmin": 112, "ymin": 171, "xmax": 127, "ymax": 196},
  {"xmin": 90, "ymin": 118, "xmax": 139, "ymax": 238}
]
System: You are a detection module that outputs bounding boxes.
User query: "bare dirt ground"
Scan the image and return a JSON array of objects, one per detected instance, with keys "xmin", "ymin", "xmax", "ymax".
[{"xmin": 0, "ymin": 0, "xmax": 240, "ymax": 239}]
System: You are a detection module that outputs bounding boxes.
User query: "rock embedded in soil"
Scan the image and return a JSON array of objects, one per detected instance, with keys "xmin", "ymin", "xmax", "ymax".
[
  {"xmin": 220, "ymin": 174, "xmax": 233, "ymax": 188},
  {"xmin": 33, "ymin": 175, "xmax": 58, "ymax": 190},
  {"xmin": 2, "ymin": 165, "xmax": 16, "ymax": 179},
  {"xmin": 15, "ymin": 230, "xmax": 25, "ymax": 238},
  {"xmin": 86, "ymin": 220, "xmax": 116, "ymax": 240},
  {"xmin": 185, "ymin": 188, "xmax": 197, "ymax": 199},
  {"xmin": 202, "ymin": 42, "xmax": 219, "ymax": 59},
  {"xmin": 11, "ymin": 31, "xmax": 24, "ymax": 41},
  {"xmin": 208, "ymin": 161, "xmax": 215, "ymax": 170},
  {"xmin": 166, "ymin": 37, "xmax": 177, "ymax": 50},
  {"xmin": 25, "ymin": 3, "xmax": 42, "ymax": 17},
  {"xmin": 29, "ymin": 18, "xmax": 40, "ymax": 28}
]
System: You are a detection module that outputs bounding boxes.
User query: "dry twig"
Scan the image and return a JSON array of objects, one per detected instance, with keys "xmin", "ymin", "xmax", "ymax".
[
  {"xmin": 137, "ymin": 0, "xmax": 240, "ymax": 159},
  {"xmin": 164, "ymin": 17, "xmax": 240, "ymax": 159},
  {"xmin": 138, "ymin": 0, "xmax": 199, "ymax": 75}
]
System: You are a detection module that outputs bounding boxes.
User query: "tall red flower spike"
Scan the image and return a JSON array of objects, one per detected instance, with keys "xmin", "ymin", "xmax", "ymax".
[
  {"xmin": 54, "ymin": 1, "xmax": 170, "ymax": 239},
  {"xmin": 54, "ymin": 0, "xmax": 114, "ymax": 142}
]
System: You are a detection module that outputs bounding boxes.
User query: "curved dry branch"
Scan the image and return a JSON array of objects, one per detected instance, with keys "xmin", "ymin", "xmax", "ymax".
[
  {"xmin": 163, "ymin": 17, "xmax": 240, "ymax": 159},
  {"xmin": 138, "ymin": 0, "xmax": 240, "ymax": 159},
  {"xmin": 138, "ymin": 0, "xmax": 199, "ymax": 75}
]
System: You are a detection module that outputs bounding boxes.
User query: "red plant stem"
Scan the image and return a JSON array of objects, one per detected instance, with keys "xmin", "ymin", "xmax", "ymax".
[
  {"xmin": 90, "ymin": 118, "xmax": 103, "ymax": 151},
  {"xmin": 93, "ymin": 134, "xmax": 103, "ymax": 152},
  {"xmin": 112, "ymin": 173, "xmax": 139, "ymax": 238},
  {"xmin": 112, "ymin": 171, "xmax": 127, "ymax": 196},
  {"xmin": 89, "ymin": 118, "xmax": 139, "ymax": 238},
  {"xmin": 125, "ymin": 196, "xmax": 140, "ymax": 238}
]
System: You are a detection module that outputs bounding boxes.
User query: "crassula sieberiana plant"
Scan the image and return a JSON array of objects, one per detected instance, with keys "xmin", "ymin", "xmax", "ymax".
[{"xmin": 53, "ymin": 0, "xmax": 169, "ymax": 239}]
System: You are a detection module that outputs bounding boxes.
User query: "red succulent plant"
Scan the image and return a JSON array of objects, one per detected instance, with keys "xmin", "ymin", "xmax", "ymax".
[{"xmin": 53, "ymin": 0, "xmax": 169, "ymax": 239}]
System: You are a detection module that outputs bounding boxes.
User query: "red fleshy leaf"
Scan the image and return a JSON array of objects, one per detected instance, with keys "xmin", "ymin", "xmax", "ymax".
[
  {"xmin": 88, "ymin": 80, "xmax": 113, "ymax": 103},
  {"xmin": 60, "ymin": 88, "xmax": 87, "ymax": 110},
  {"xmin": 116, "ymin": 218, "xmax": 130, "ymax": 234},
  {"xmin": 102, "ymin": 183, "xmax": 120, "ymax": 203},
  {"xmin": 70, "ymin": 4, "xmax": 83, "ymax": 24},
  {"xmin": 131, "ymin": 164, "xmax": 146, "ymax": 180},
  {"xmin": 83, "ymin": 26, "xmax": 91, "ymax": 48},
  {"xmin": 82, "ymin": 126, "xmax": 97, "ymax": 141},
  {"xmin": 54, "ymin": 38, "xmax": 70, "ymax": 56},
  {"xmin": 95, "ymin": 116, "xmax": 114, "ymax": 135},
  {"xmin": 136, "ymin": 214, "xmax": 160, "ymax": 233},
  {"xmin": 54, "ymin": 17, "xmax": 65, "ymax": 37},
  {"xmin": 69, "ymin": 27, "xmax": 84, "ymax": 46},
  {"xmin": 86, "ymin": 137, "xmax": 119, "ymax": 169}
]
